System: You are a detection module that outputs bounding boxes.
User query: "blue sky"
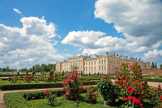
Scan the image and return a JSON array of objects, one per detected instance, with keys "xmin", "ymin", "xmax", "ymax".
[{"xmin": 0, "ymin": 0, "xmax": 162, "ymax": 69}]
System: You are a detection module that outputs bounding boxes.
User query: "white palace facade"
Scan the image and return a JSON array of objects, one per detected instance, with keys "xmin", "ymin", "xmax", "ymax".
[{"xmin": 56, "ymin": 52, "xmax": 150, "ymax": 74}]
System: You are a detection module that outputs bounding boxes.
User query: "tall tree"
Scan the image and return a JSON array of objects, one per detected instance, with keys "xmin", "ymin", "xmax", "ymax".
[
  {"xmin": 155, "ymin": 63, "xmax": 157, "ymax": 69},
  {"xmin": 160, "ymin": 64, "xmax": 162, "ymax": 70},
  {"xmin": 151, "ymin": 62, "xmax": 155, "ymax": 69},
  {"xmin": 6, "ymin": 66, "xmax": 10, "ymax": 72}
]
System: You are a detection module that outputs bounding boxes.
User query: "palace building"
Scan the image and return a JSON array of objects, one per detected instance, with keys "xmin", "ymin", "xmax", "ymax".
[{"xmin": 55, "ymin": 52, "xmax": 150, "ymax": 74}]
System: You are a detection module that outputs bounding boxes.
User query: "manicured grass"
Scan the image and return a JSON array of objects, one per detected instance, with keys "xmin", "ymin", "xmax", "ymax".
[{"xmin": 26, "ymin": 91, "xmax": 116, "ymax": 108}]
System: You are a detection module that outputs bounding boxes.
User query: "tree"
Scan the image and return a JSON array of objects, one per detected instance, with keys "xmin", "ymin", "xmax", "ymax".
[
  {"xmin": 160, "ymin": 64, "xmax": 162, "ymax": 70},
  {"xmin": 32, "ymin": 66, "xmax": 35, "ymax": 71},
  {"xmin": 155, "ymin": 63, "xmax": 157, "ymax": 69},
  {"xmin": 6, "ymin": 66, "xmax": 10, "ymax": 72},
  {"xmin": 35, "ymin": 64, "xmax": 41, "ymax": 72},
  {"xmin": 151, "ymin": 62, "xmax": 155, "ymax": 69},
  {"xmin": 41, "ymin": 63, "xmax": 46, "ymax": 71},
  {"xmin": 3, "ymin": 68, "xmax": 5, "ymax": 72}
]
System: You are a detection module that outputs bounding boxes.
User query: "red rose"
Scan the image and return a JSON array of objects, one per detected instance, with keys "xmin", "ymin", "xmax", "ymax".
[
  {"xmin": 89, "ymin": 83, "xmax": 91, "ymax": 85},
  {"xmin": 96, "ymin": 94, "xmax": 98, "ymax": 97},
  {"xmin": 137, "ymin": 92, "xmax": 141, "ymax": 95},
  {"xmin": 123, "ymin": 97, "xmax": 128, "ymax": 101},
  {"xmin": 129, "ymin": 89, "xmax": 134, "ymax": 94},
  {"xmin": 139, "ymin": 103, "xmax": 143, "ymax": 107},
  {"xmin": 104, "ymin": 77, "xmax": 107, "ymax": 79}
]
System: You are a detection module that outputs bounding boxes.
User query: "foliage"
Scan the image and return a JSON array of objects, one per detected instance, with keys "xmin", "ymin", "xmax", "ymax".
[
  {"xmin": 114, "ymin": 62, "xmax": 161, "ymax": 107},
  {"xmin": 17, "ymin": 72, "xmax": 19, "ymax": 76},
  {"xmin": 44, "ymin": 89, "xmax": 57, "ymax": 105},
  {"xmin": 97, "ymin": 75, "xmax": 117, "ymax": 106},
  {"xmin": 62, "ymin": 71, "xmax": 64, "ymax": 76},
  {"xmin": 85, "ymin": 85, "xmax": 98, "ymax": 104},
  {"xmin": 89, "ymin": 72, "xmax": 91, "ymax": 76}
]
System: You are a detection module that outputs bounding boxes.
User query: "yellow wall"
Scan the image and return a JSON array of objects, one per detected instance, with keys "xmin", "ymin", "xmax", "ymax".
[{"xmin": 55, "ymin": 55, "xmax": 150, "ymax": 74}]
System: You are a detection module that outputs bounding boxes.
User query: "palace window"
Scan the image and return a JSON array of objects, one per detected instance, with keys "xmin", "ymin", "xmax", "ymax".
[
  {"xmin": 104, "ymin": 60, "xmax": 106, "ymax": 64},
  {"xmin": 102, "ymin": 60, "xmax": 103, "ymax": 64},
  {"xmin": 89, "ymin": 67, "xmax": 90, "ymax": 70},
  {"xmin": 91, "ymin": 67, "xmax": 93, "ymax": 71},
  {"xmin": 94, "ymin": 61, "xmax": 96, "ymax": 64},
  {"xmin": 99, "ymin": 60, "xmax": 100, "ymax": 64},
  {"xmin": 105, "ymin": 66, "xmax": 106, "ymax": 70},
  {"xmin": 102, "ymin": 66, "xmax": 103, "ymax": 70},
  {"xmin": 91, "ymin": 61, "xmax": 93, "ymax": 65},
  {"xmin": 89, "ymin": 62, "xmax": 90, "ymax": 65},
  {"xmin": 94, "ymin": 67, "xmax": 96, "ymax": 70},
  {"xmin": 99, "ymin": 67, "xmax": 100, "ymax": 70}
]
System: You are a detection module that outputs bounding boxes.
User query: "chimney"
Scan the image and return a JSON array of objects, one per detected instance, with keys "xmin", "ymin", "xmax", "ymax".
[
  {"xmin": 116, "ymin": 54, "xmax": 119, "ymax": 56},
  {"xmin": 120, "ymin": 54, "xmax": 122, "ymax": 57},
  {"xmin": 113, "ymin": 53, "xmax": 115, "ymax": 56},
  {"xmin": 94, "ymin": 54, "xmax": 97, "ymax": 58},
  {"xmin": 135, "ymin": 58, "xmax": 137, "ymax": 60},
  {"xmin": 106, "ymin": 52, "xmax": 108, "ymax": 55}
]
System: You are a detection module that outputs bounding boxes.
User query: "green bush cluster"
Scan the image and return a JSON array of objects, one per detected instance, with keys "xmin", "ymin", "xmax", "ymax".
[
  {"xmin": 0, "ymin": 80, "xmax": 98, "ymax": 90},
  {"xmin": 0, "ymin": 83, "xmax": 63, "ymax": 90}
]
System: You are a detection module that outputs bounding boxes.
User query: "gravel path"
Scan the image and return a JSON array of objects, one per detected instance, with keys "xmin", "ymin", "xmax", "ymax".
[{"xmin": 0, "ymin": 80, "xmax": 162, "ymax": 108}]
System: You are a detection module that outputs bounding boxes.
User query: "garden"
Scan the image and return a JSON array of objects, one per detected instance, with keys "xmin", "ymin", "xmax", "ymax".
[{"xmin": 2, "ymin": 63, "xmax": 162, "ymax": 108}]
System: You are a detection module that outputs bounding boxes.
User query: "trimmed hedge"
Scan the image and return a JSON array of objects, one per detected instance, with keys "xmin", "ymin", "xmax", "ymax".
[
  {"xmin": 0, "ymin": 80, "xmax": 98, "ymax": 90},
  {"xmin": 0, "ymin": 83, "xmax": 63, "ymax": 90},
  {"xmin": 143, "ymin": 78, "xmax": 162, "ymax": 82}
]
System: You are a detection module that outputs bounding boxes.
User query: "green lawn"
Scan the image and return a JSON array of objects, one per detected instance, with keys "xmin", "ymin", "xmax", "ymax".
[{"xmin": 26, "ymin": 91, "xmax": 116, "ymax": 108}]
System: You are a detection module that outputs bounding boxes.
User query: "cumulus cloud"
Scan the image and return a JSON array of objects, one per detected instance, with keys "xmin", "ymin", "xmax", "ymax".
[
  {"xmin": 61, "ymin": 30, "xmax": 130, "ymax": 55},
  {"xmin": 61, "ymin": 30, "xmax": 106, "ymax": 49},
  {"xmin": 94, "ymin": 0, "xmax": 162, "ymax": 52},
  {"xmin": 0, "ymin": 16, "xmax": 67, "ymax": 69}
]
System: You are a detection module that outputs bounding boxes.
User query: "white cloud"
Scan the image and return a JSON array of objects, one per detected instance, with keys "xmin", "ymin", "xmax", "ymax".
[
  {"xmin": 144, "ymin": 49, "xmax": 162, "ymax": 59},
  {"xmin": 0, "ymin": 16, "xmax": 67, "ymax": 69},
  {"xmin": 61, "ymin": 30, "xmax": 106, "ymax": 48},
  {"xmin": 64, "ymin": 49, "xmax": 69, "ymax": 51},
  {"xmin": 13, "ymin": 8, "xmax": 21, "ymax": 14},
  {"xmin": 13, "ymin": 8, "xmax": 23, "ymax": 17},
  {"xmin": 78, "ymin": 48, "xmax": 82, "ymax": 51},
  {"xmin": 94, "ymin": 0, "xmax": 162, "ymax": 52}
]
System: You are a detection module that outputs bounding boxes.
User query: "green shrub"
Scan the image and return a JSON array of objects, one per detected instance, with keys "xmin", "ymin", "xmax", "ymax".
[
  {"xmin": 17, "ymin": 72, "xmax": 19, "ymax": 76},
  {"xmin": 32, "ymin": 71, "xmax": 35, "ymax": 75},
  {"xmin": 97, "ymin": 76, "xmax": 118, "ymax": 106},
  {"xmin": 89, "ymin": 72, "xmax": 90, "ymax": 76},
  {"xmin": 26, "ymin": 71, "xmax": 28, "ymax": 75},
  {"xmin": 62, "ymin": 71, "xmax": 64, "ymax": 76},
  {"xmin": 0, "ymin": 83, "xmax": 63, "ymax": 90}
]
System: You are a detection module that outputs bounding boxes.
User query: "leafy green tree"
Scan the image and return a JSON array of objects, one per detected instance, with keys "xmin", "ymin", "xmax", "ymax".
[
  {"xmin": 155, "ymin": 63, "xmax": 157, "ymax": 69},
  {"xmin": 32, "ymin": 66, "xmax": 35, "ymax": 71},
  {"xmin": 6, "ymin": 66, "xmax": 10, "ymax": 72},
  {"xmin": 3, "ymin": 68, "xmax": 5, "ymax": 72},
  {"xmin": 41, "ymin": 63, "xmax": 46, "ymax": 71},
  {"xmin": 160, "ymin": 64, "xmax": 162, "ymax": 70},
  {"xmin": 151, "ymin": 62, "xmax": 155, "ymax": 69},
  {"xmin": 35, "ymin": 64, "xmax": 41, "ymax": 72}
]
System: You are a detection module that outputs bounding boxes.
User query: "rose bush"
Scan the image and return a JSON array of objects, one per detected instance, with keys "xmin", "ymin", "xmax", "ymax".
[
  {"xmin": 44, "ymin": 89, "xmax": 57, "ymax": 105},
  {"xmin": 97, "ymin": 75, "xmax": 118, "ymax": 106},
  {"xmin": 114, "ymin": 62, "xmax": 162, "ymax": 107},
  {"xmin": 85, "ymin": 85, "xmax": 98, "ymax": 104}
]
